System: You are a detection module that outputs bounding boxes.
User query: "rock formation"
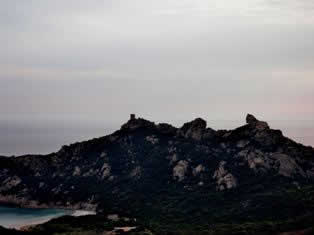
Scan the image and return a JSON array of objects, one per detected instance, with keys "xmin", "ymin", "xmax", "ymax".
[{"xmin": 0, "ymin": 114, "xmax": 314, "ymax": 234}]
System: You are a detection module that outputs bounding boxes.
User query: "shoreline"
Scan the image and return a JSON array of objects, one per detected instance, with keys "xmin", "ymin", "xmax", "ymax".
[{"xmin": 1, "ymin": 209, "xmax": 96, "ymax": 231}]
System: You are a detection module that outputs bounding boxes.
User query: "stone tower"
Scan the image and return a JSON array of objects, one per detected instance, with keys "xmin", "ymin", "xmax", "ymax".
[{"xmin": 130, "ymin": 114, "xmax": 136, "ymax": 120}]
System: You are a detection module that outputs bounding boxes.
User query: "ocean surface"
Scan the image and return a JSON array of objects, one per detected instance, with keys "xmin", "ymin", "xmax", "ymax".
[
  {"xmin": 0, "ymin": 119, "xmax": 313, "ymax": 156},
  {"xmin": 0, "ymin": 206, "xmax": 69, "ymax": 229}
]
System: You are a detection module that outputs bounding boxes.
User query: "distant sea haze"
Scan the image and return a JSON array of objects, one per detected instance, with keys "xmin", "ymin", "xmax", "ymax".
[{"xmin": 0, "ymin": 120, "xmax": 313, "ymax": 156}]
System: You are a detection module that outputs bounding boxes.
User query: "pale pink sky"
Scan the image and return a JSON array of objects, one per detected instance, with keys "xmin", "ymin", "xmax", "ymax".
[{"xmin": 1, "ymin": 0, "xmax": 314, "ymax": 123}]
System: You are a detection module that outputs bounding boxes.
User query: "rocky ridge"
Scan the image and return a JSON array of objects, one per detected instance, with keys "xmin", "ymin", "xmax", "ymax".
[{"xmin": 0, "ymin": 114, "xmax": 314, "ymax": 234}]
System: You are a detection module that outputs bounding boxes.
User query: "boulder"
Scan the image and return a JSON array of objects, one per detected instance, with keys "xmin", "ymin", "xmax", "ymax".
[
  {"xmin": 272, "ymin": 153, "xmax": 306, "ymax": 177},
  {"xmin": 246, "ymin": 114, "xmax": 258, "ymax": 124},
  {"xmin": 173, "ymin": 160, "xmax": 189, "ymax": 182},
  {"xmin": 213, "ymin": 161, "xmax": 238, "ymax": 191},
  {"xmin": 246, "ymin": 114, "xmax": 269, "ymax": 131},
  {"xmin": 192, "ymin": 164, "xmax": 205, "ymax": 176},
  {"xmin": 178, "ymin": 118, "xmax": 207, "ymax": 140}
]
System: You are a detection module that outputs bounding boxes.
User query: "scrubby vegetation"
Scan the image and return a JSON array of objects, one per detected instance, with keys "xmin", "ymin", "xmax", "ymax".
[{"xmin": 1, "ymin": 115, "xmax": 314, "ymax": 234}]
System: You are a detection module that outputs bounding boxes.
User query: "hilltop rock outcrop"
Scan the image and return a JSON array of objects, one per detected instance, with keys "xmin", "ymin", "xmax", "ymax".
[
  {"xmin": 0, "ymin": 114, "xmax": 313, "ymax": 218},
  {"xmin": 246, "ymin": 113, "xmax": 269, "ymax": 131},
  {"xmin": 178, "ymin": 118, "xmax": 207, "ymax": 140}
]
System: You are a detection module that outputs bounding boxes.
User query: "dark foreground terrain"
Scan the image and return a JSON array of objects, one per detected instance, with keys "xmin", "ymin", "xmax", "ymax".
[{"xmin": 1, "ymin": 114, "xmax": 314, "ymax": 234}]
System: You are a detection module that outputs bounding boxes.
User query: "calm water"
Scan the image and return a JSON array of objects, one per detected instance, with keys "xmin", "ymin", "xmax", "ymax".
[
  {"xmin": 0, "ymin": 206, "xmax": 69, "ymax": 229},
  {"xmin": 0, "ymin": 120, "xmax": 117, "ymax": 156},
  {"xmin": 0, "ymin": 120, "xmax": 313, "ymax": 156}
]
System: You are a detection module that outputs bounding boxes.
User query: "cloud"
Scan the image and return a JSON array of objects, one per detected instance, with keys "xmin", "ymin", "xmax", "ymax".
[{"xmin": 1, "ymin": 0, "xmax": 314, "ymax": 122}]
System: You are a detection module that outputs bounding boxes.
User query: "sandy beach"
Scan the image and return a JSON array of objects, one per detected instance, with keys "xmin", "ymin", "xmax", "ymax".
[{"xmin": 71, "ymin": 210, "xmax": 96, "ymax": 217}]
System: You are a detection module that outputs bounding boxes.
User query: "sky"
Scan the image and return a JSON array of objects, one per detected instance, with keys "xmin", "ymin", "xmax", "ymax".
[{"xmin": 1, "ymin": 0, "xmax": 314, "ymax": 126}]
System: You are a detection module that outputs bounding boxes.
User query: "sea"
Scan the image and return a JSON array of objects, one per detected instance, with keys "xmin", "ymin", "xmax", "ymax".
[
  {"xmin": 0, "ymin": 206, "xmax": 70, "ymax": 229},
  {"xmin": 0, "ymin": 119, "xmax": 313, "ymax": 228}
]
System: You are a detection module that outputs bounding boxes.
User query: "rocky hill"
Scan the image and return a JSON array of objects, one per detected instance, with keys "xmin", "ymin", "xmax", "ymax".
[{"xmin": 1, "ymin": 114, "xmax": 314, "ymax": 234}]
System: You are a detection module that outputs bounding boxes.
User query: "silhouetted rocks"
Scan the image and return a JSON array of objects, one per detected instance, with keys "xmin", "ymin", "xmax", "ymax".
[
  {"xmin": 0, "ymin": 114, "xmax": 314, "ymax": 234},
  {"xmin": 246, "ymin": 113, "xmax": 269, "ymax": 131},
  {"xmin": 121, "ymin": 117, "xmax": 155, "ymax": 131},
  {"xmin": 178, "ymin": 118, "xmax": 207, "ymax": 140},
  {"xmin": 246, "ymin": 113, "xmax": 258, "ymax": 124},
  {"xmin": 157, "ymin": 123, "xmax": 177, "ymax": 135}
]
